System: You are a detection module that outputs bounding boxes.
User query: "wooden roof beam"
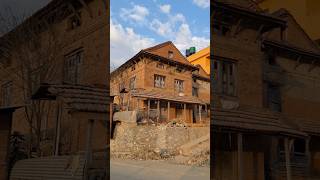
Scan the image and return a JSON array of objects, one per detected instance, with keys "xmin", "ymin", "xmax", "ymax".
[
  {"xmin": 78, "ymin": 0, "xmax": 93, "ymax": 18},
  {"xmin": 255, "ymin": 25, "xmax": 265, "ymax": 42},
  {"xmin": 67, "ymin": 2, "xmax": 81, "ymax": 20},
  {"xmin": 308, "ymin": 61, "xmax": 317, "ymax": 72},
  {"xmin": 294, "ymin": 56, "xmax": 302, "ymax": 70},
  {"xmin": 231, "ymin": 19, "xmax": 242, "ymax": 37}
]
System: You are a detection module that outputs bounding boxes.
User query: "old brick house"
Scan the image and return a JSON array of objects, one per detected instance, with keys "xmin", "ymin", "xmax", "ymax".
[
  {"xmin": 111, "ymin": 41, "xmax": 209, "ymax": 125},
  {"xmin": 0, "ymin": 0, "xmax": 108, "ymax": 178},
  {"xmin": 212, "ymin": 0, "xmax": 320, "ymax": 180}
]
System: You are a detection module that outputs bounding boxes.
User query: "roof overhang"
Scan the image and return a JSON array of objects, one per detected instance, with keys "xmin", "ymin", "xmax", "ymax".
[
  {"xmin": 111, "ymin": 50, "xmax": 199, "ymax": 76},
  {"xmin": 32, "ymin": 83, "xmax": 57, "ymax": 100},
  {"xmin": 0, "ymin": 106, "xmax": 23, "ymax": 113},
  {"xmin": 262, "ymin": 39, "xmax": 320, "ymax": 65},
  {"xmin": 212, "ymin": 1, "xmax": 287, "ymax": 33}
]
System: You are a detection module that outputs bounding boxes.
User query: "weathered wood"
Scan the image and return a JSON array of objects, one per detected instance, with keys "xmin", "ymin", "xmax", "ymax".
[
  {"xmin": 308, "ymin": 61, "xmax": 316, "ymax": 72},
  {"xmin": 285, "ymin": 138, "xmax": 292, "ymax": 180},
  {"xmin": 85, "ymin": 119, "xmax": 94, "ymax": 176},
  {"xmin": 255, "ymin": 25, "xmax": 264, "ymax": 42},
  {"xmin": 54, "ymin": 100, "xmax": 62, "ymax": 156},
  {"xmin": 136, "ymin": 98, "xmax": 139, "ymax": 110},
  {"xmin": 157, "ymin": 100, "xmax": 160, "ymax": 125},
  {"xmin": 184, "ymin": 104, "xmax": 187, "ymax": 122},
  {"xmin": 294, "ymin": 56, "xmax": 302, "ymax": 69},
  {"xmin": 238, "ymin": 133, "xmax": 243, "ymax": 180},
  {"xmin": 167, "ymin": 101, "xmax": 170, "ymax": 121},
  {"xmin": 199, "ymin": 105, "xmax": 202, "ymax": 123},
  {"xmin": 147, "ymin": 100, "xmax": 150, "ymax": 120},
  {"xmin": 306, "ymin": 138, "xmax": 311, "ymax": 176},
  {"xmin": 231, "ymin": 19, "xmax": 242, "ymax": 37},
  {"xmin": 79, "ymin": 0, "xmax": 93, "ymax": 18}
]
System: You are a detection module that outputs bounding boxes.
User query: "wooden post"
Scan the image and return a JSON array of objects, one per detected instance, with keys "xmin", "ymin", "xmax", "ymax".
[
  {"xmin": 306, "ymin": 138, "xmax": 311, "ymax": 176},
  {"xmin": 54, "ymin": 100, "xmax": 62, "ymax": 156},
  {"xmin": 157, "ymin": 100, "xmax": 160, "ymax": 125},
  {"xmin": 205, "ymin": 104, "xmax": 207, "ymax": 117},
  {"xmin": 184, "ymin": 104, "xmax": 187, "ymax": 122},
  {"xmin": 147, "ymin": 99, "xmax": 150, "ymax": 120},
  {"xmin": 284, "ymin": 138, "xmax": 292, "ymax": 180},
  {"xmin": 167, "ymin": 101, "xmax": 170, "ymax": 121},
  {"xmin": 199, "ymin": 105, "xmax": 202, "ymax": 123},
  {"xmin": 136, "ymin": 98, "xmax": 139, "ymax": 110},
  {"xmin": 237, "ymin": 133, "xmax": 243, "ymax": 180},
  {"xmin": 110, "ymin": 103, "xmax": 113, "ymax": 137},
  {"xmin": 85, "ymin": 119, "xmax": 94, "ymax": 178}
]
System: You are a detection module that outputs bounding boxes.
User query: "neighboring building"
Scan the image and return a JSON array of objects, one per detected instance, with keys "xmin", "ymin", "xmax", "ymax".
[
  {"xmin": 111, "ymin": 41, "xmax": 209, "ymax": 125},
  {"xmin": 192, "ymin": 65, "xmax": 211, "ymax": 122},
  {"xmin": 187, "ymin": 47, "xmax": 210, "ymax": 74},
  {"xmin": 212, "ymin": 0, "xmax": 320, "ymax": 180},
  {"xmin": 0, "ymin": 0, "xmax": 109, "ymax": 177},
  {"xmin": 257, "ymin": 0, "xmax": 320, "ymax": 41}
]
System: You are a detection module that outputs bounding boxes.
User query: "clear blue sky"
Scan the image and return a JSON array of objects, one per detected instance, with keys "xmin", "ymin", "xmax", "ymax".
[{"xmin": 111, "ymin": 0, "xmax": 210, "ymax": 70}]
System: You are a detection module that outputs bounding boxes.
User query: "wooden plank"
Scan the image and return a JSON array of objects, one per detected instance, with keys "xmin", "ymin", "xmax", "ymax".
[
  {"xmin": 238, "ymin": 133, "xmax": 243, "ymax": 180},
  {"xmin": 184, "ymin": 104, "xmax": 187, "ymax": 122},
  {"xmin": 199, "ymin": 105, "xmax": 202, "ymax": 123},
  {"xmin": 167, "ymin": 101, "xmax": 170, "ymax": 121},
  {"xmin": 147, "ymin": 99, "xmax": 150, "ymax": 120},
  {"xmin": 285, "ymin": 138, "xmax": 292, "ymax": 180},
  {"xmin": 157, "ymin": 100, "xmax": 160, "ymax": 125},
  {"xmin": 306, "ymin": 138, "xmax": 311, "ymax": 177}
]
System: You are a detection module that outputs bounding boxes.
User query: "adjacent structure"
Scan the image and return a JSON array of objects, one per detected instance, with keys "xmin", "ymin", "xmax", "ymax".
[
  {"xmin": 187, "ymin": 46, "xmax": 210, "ymax": 74},
  {"xmin": 0, "ymin": 0, "xmax": 109, "ymax": 178},
  {"xmin": 212, "ymin": 0, "xmax": 320, "ymax": 180}
]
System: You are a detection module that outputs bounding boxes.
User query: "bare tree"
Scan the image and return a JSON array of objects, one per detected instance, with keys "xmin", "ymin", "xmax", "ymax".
[{"xmin": 0, "ymin": 7, "xmax": 61, "ymax": 157}]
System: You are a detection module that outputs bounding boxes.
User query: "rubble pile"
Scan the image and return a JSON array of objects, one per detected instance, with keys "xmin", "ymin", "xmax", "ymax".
[{"xmin": 174, "ymin": 139, "xmax": 210, "ymax": 167}]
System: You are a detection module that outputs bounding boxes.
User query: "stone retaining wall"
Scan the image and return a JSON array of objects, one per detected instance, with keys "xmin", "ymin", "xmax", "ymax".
[{"xmin": 110, "ymin": 122, "xmax": 209, "ymax": 159}]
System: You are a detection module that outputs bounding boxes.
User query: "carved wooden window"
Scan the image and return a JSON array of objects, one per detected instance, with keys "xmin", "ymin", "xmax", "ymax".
[
  {"xmin": 168, "ymin": 51, "xmax": 173, "ymax": 59},
  {"xmin": 129, "ymin": 76, "xmax": 136, "ymax": 90},
  {"xmin": 213, "ymin": 23, "xmax": 231, "ymax": 36},
  {"xmin": 64, "ymin": 50, "xmax": 83, "ymax": 84},
  {"xmin": 266, "ymin": 83, "xmax": 281, "ymax": 112},
  {"xmin": 192, "ymin": 87, "xmax": 199, "ymax": 97},
  {"xmin": 213, "ymin": 59, "xmax": 236, "ymax": 96},
  {"xmin": 156, "ymin": 63, "xmax": 165, "ymax": 69},
  {"xmin": 68, "ymin": 12, "xmax": 81, "ymax": 30},
  {"xmin": 31, "ymin": 70, "xmax": 41, "ymax": 94},
  {"xmin": 175, "ymin": 79, "xmax": 184, "ymax": 93},
  {"xmin": 1, "ymin": 81, "xmax": 12, "ymax": 107},
  {"xmin": 154, "ymin": 74, "xmax": 165, "ymax": 88}
]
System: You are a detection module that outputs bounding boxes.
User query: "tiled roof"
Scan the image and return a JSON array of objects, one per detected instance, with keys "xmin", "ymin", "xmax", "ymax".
[
  {"xmin": 212, "ymin": 107, "xmax": 306, "ymax": 137},
  {"xmin": 32, "ymin": 84, "xmax": 109, "ymax": 113},
  {"xmin": 131, "ymin": 89, "xmax": 206, "ymax": 104},
  {"xmin": 143, "ymin": 41, "xmax": 193, "ymax": 66},
  {"xmin": 111, "ymin": 41, "xmax": 199, "ymax": 76}
]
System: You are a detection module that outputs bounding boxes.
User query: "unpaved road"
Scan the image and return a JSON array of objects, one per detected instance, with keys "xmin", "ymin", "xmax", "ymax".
[{"xmin": 110, "ymin": 159, "xmax": 209, "ymax": 180}]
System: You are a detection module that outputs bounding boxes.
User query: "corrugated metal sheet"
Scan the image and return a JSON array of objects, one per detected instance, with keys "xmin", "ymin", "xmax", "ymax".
[{"xmin": 10, "ymin": 155, "xmax": 86, "ymax": 180}]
